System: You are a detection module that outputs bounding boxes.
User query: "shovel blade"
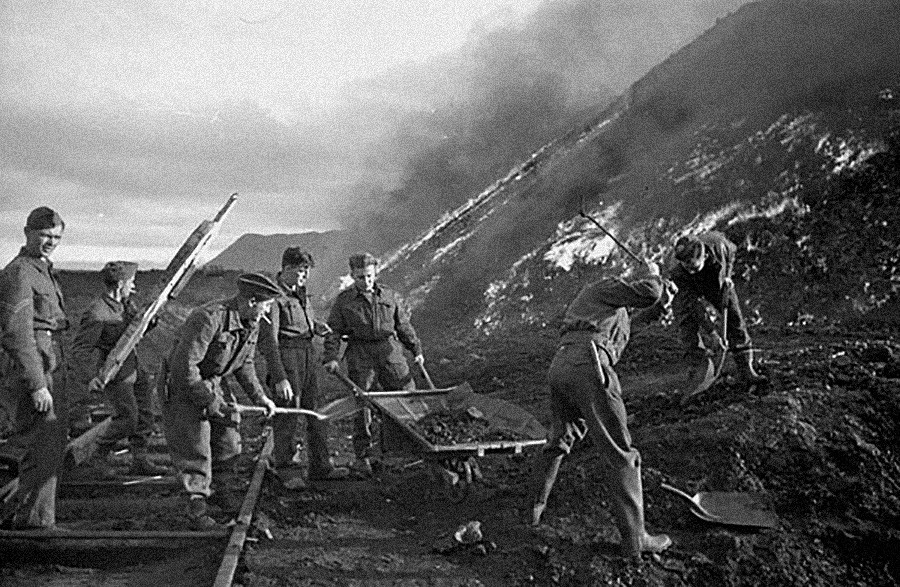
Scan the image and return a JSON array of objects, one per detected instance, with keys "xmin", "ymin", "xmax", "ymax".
[{"xmin": 694, "ymin": 491, "xmax": 779, "ymax": 529}]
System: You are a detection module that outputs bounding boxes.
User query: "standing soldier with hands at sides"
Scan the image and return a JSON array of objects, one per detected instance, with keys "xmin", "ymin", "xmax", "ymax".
[
  {"xmin": 71, "ymin": 261, "xmax": 168, "ymax": 478},
  {"xmin": 0, "ymin": 207, "xmax": 69, "ymax": 530},
  {"xmin": 259, "ymin": 248, "xmax": 349, "ymax": 487},
  {"xmin": 323, "ymin": 252, "xmax": 425, "ymax": 477},
  {"xmin": 530, "ymin": 260, "xmax": 676, "ymax": 558},
  {"xmin": 162, "ymin": 272, "xmax": 278, "ymax": 528}
]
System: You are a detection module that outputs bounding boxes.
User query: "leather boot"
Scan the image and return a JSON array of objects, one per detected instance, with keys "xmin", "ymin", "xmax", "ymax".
[
  {"xmin": 734, "ymin": 348, "xmax": 767, "ymax": 386},
  {"xmin": 531, "ymin": 452, "xmax": 564, "ymax": 526},
  {"xmin": 129, "ymin": 449, "xmax": 168, "ymax": 476},
  {"xmin": 186, "ymin": 496, "xmax": 222, "ymax": 530},
  {"xmin": 607, "ymin": 464, "xmax": 671, "ymax": 557}
]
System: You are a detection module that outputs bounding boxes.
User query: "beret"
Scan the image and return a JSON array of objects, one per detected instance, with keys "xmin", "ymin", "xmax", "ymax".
[
  {"xmin": 348, "ymin": 252, "xmax": 378, "ymax": 269},
  {"xmin": 237, "ymin": 272, "xmax": 282, "ymax": 301},
  {"xmin": 100, "ymin": 261, "xmax": 138, "ymax": 284},
  {"xmin": 282, "ymin": 247, "xmax": 315, "ymax": 268},
  {"xmin": 26, "ymin": 207, "xmax": 65, "ymax": 230}
]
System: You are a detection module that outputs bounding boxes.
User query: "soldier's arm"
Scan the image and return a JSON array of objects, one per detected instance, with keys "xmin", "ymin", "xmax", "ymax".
[
  {"xmin": 170, "ymin": 309, "xmax": 221, "ymax": 407},
  {"xmin": 322, "ymin": 299, "xmax": 345, "ymax": 364},
  {"xmin": 70, "ymin": 305, "xmax": 104, "ymax": 384},
  {"xmin": 234, "ymin": 351, "xmax": 267, "ymax": 404},
  {"xmin": 0, "ymin": 265, "xmax": 47, "ymax": 393},
  {"xmin": 258, "ymin": 301, "xmax": 288, "ymax": 383},
  {"xmin": 393, "ymin": 293, "xmax": 423, "ymax": 357}
]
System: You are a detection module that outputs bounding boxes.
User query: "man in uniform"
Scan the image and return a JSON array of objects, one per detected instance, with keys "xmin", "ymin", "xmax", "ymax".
[
  {"xmin": 71, "ymin": 261, "xmax": 167, "ymax": 477},
  {"xmin": 530, "ymin": 263, "xmax": 675, "ymax": 558},
  {"xmin": 259, "ymin": 248, "xmax": 348, "ymax": 484},
  {"xmin": 323, "ymin": 252, "xmax": 424, "ymax": 476},
  {"xmin": 669, "ymin": 231, "xmax": 766, "ymax": 401},
  {"xmin": 162, "ymin": 272, "xmax": 278, "ymax": 528},
  {"xmin": 0, "ymin": 207, "xmax": 68, "ymax": 530}
]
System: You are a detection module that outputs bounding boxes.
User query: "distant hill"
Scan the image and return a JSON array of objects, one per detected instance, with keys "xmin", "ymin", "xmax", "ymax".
[{"xmin": 209, "ymin": 230, "xmax": 350, "ymax": 298}]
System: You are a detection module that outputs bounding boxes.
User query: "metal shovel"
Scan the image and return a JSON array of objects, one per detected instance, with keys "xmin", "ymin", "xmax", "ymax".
[{"xmin": 661, "ymin": 483, "xmax": 778, "ymax": 529}]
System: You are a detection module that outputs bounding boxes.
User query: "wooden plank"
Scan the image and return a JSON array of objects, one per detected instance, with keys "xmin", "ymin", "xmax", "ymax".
[
  {"xmin": 0, "ymin": 529, "xmax": 226, "ymax": 540},
  {"xmin": 213, "ymin": 429, "xmax": 274, "ymax": 587}
]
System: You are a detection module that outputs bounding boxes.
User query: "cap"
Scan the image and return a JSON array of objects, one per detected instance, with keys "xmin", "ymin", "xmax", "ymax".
[
  {"xmin": 100, "ymin": 261, "xmax": 138, "ymax": 284},
  {"xmin": 26, "ymin": 207, "xmax": 65, "ymax": 230},
  {"xmin": 348, "ymin": 252, "xmax": 378, "ymax": 269},
  {"xmin": 673, "ymin": 235, "xmax": 704, "ymax": 266},
  {"xmin": 282, "ymin": 247, "xmax": 315, "ymax": 268},
  {"xmin": 237, "ymin": 272, "xmax": 282, "ymax": 301}
]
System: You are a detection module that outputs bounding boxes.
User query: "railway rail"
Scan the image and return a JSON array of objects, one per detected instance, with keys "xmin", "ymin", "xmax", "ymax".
[{"xmin": 0, "ymin": 417, "xmax": 274, "ymax": 587}]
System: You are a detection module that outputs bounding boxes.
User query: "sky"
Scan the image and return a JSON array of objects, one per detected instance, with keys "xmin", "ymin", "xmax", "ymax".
[{"xmin": 0, "ymin": 0, "xmax": 544, "ymax": 268}]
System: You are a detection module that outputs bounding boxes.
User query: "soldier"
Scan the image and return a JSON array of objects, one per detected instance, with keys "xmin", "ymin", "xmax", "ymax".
[
  {"xmin": 0, "ymin": 207, "xmax": 68, "ymax": 530},
  {"xmin": 71, "ymin": 261, "xmax": 167, "ymax": 477},
  {"xmin": 259, "ymin": 248, "xmax": 348, "ymax": 485},
  {"xmin": 162, "ymin": 272, "xmax": 278, "ymax": 528},
  {"xmin": 323, "ymin": 252, "xmax": 424, "ymax": 476},
  {"xmin": 530, "ymin": 263, "xmax": 675, "ymax": 558},
  {"xmin": 669, "ymin": 231, "xmax": 766, "ymax": 401}
]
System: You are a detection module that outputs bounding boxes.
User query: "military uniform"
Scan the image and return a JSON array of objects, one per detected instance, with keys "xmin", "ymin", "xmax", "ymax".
[
  {"xmin": 323, "ymin": 283, "xmax": 422, "ymax": 460},
  {"xmin": 71, "ymin": 294, "xmax": 158, "ymax": 469},
  {"xmin": 669, "ymin": 231, "xmax": 752, "ymax": 359},
  {"xmin": 259, "ymin": 278, "xmax": 335, "ymax": 474},
  {"xmin": 162, "ymin": 298, "xmax": 269, "ymax": 506},
  {"xmin": 533, "ymin": 277, "xmax": 670, "ymax": 557},
  {"xmin": 0, "ymin": 248, "xmax": 68, "ymax": 529}
]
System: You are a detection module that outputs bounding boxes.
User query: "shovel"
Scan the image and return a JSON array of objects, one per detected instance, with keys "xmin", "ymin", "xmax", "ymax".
[
  {"xmin": 660, "ymin": 482, "xmax": 778, "ymax": 529},
  {"xmin": 230, "ymin": 401, "xmax": 359, "ymax": 421}
]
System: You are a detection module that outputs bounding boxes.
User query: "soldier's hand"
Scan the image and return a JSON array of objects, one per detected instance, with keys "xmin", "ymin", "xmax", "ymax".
[
  {"xmin": 207, "ymin": 395, "xmax": 228, "ymax": 419},
  {"xmin": 274, "ymin": 378, "xmax": 293, "ymax": 402},
  {"xmin": 643, "ymin": 261, "xmax": 661, "ymax": 278},
  {"xmin": 88, "ymin": 377, "xmax": 105, "ymax": 394},
  {"xmin": 413, "ymin": 354, "xmax": 425, "ymax": 366},
  {"xmin": 313, "ymin": 320, "xmax": 333, "ymax": 336},
  {"xmin": 324, "ymin": 360, "xmax": 340, "ymax": 374},
  {"xmin": 31, "ymin": 387, "xmax": 53, "ymax": 413},
  {"xmin": 260, "ymin": 396, "xmax": 277, "ymax": 418}
]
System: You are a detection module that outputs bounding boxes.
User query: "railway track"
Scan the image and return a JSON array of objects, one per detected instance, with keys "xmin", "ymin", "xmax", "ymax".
[{"xmin": 0, "ymin": 417, "xmax": 274, "ymax": 587}]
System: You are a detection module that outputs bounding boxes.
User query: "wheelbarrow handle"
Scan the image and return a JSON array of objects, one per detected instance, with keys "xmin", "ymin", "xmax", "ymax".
[
  {"xmin": 229, "ymin": 403, "xmax": 328, "ymax": 420},
  {"xmin": 331, "ymin": 370, "xmax": 367, "ymax": 398}
]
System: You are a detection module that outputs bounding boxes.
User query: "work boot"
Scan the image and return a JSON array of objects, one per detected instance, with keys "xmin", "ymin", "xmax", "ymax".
[
  {"xmin": 607, "ymin": 461, "xmax": 671, "ymax": 558},
  {"xmin": 530, "ymin": 451, "xmax": 564, "ymax": 526},
  {"xmin": 638, "ymin": 532, "xmax": 672, "ymax": 554},
  {"xmin": 734, "ymin": 348, "xmax": 767, "ymax": 387},
  {"xmin": 129, "ymin": 450, "xmax": 169, "ymax": 476},
  {"xmin": 186, "ymin": 496, "xmax": 222, "ymax": 530},
  {"xmin": 349, "ymin": 457, "xmax": 373, "ymax": 477},
  {"xmin": 308, "ymin": 465, "xmax": 350, "ymax": 481}
]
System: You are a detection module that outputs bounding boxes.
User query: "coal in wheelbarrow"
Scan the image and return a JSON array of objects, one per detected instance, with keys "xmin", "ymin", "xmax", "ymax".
[{"xmin": 661, "ymin": 483, "xmax": 778, "ymax": 529}]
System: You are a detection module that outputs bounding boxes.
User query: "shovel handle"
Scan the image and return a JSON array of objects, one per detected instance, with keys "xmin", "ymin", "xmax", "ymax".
[
  {"xmin": 230, "ymin": 404, "xmax": 327, "ymax": 420},
  {"xmin": 331, "ymin": 370, "xmax": 367, "ymax": 397},
  {"xmin": 660, "ymin": 483, "xmax": 722, "ymax": 521},
  {"xmin": 418, "ymin": 362, "xmax": 437, "ymax": 390}
]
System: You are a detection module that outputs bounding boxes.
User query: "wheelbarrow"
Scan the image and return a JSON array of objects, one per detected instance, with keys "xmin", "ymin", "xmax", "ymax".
[
  {"xmin": 330, "ymin": 367, "xmax": 546, "ymax": 501},
  {"xmin": 661, "ymin": 482, "xmax": 778, "ymax": 529}
]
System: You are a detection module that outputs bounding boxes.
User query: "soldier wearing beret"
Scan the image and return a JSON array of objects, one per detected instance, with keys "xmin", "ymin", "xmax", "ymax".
[
  {"xmin": 162, "ymin": 272, "xmax": 278, "ymax": 528},
  {"xmin": 258, "ymin": 248, "xmax": 348, "ymax": 486},
  {"xmin": 323, "ymin": 252, "xmax": 424, "ymax": 476},
  {"xmin": 71, "ymin": 261, "xmax": 167, "ymax": 477},
  {"xmin": 668, "ymin": 231, "xmax": 765, "ymax": 401},
  {"xmin": 0, "ymin": 207, "xmax": 68, "ymax": 530},
  {"xmin": 530, "ymin": 263, "xmax": 675, "ymax": 558}
]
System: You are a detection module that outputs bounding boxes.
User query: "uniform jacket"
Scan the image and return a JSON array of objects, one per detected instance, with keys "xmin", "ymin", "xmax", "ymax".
[
  {"xmin": 323, "ymin": 283, "xmax": 422, "ymax": 363},
  {"xmin": 668, "ymin": 231, "xmax": 736, "ymax": 298},
  {"xmin": 0, "ymin": 248, "xmax": 67, "ymax": 392},
  {"xmin": 71, "ymin": 294, "xmax": 140, "ymax": 384},
  {"xmin": 167, "ymin": 298, "xmax": 266, "ymax": 408},
  {"xmin": 559, "ymin": 278, "xmax": 664, "ymax": 364},
  {"xmin": 259, "ymin": 278, "xmax": 317, "ymax": 383}
]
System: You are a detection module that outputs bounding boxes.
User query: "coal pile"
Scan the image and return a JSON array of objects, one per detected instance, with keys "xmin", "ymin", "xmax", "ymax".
[{"xmin": 415, "ymin": 409, "xmax": 528, "ymax": 445}]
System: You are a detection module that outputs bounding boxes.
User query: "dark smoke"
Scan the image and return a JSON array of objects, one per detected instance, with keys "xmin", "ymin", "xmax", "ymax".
[{"xmin": 335, "ymin": 0, "xmax": 749, "ymax": 256}]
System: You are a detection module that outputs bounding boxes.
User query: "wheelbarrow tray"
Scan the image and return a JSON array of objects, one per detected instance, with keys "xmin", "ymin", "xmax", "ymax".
[{"xmin": 366, "ymin": 382, "xmax": 546, "ymax": 457}]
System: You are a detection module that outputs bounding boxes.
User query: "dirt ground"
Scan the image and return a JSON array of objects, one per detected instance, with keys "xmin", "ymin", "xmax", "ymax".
[{"xmin": 236, "ymin": 324, "xmax": 900, "ymax": 587}]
